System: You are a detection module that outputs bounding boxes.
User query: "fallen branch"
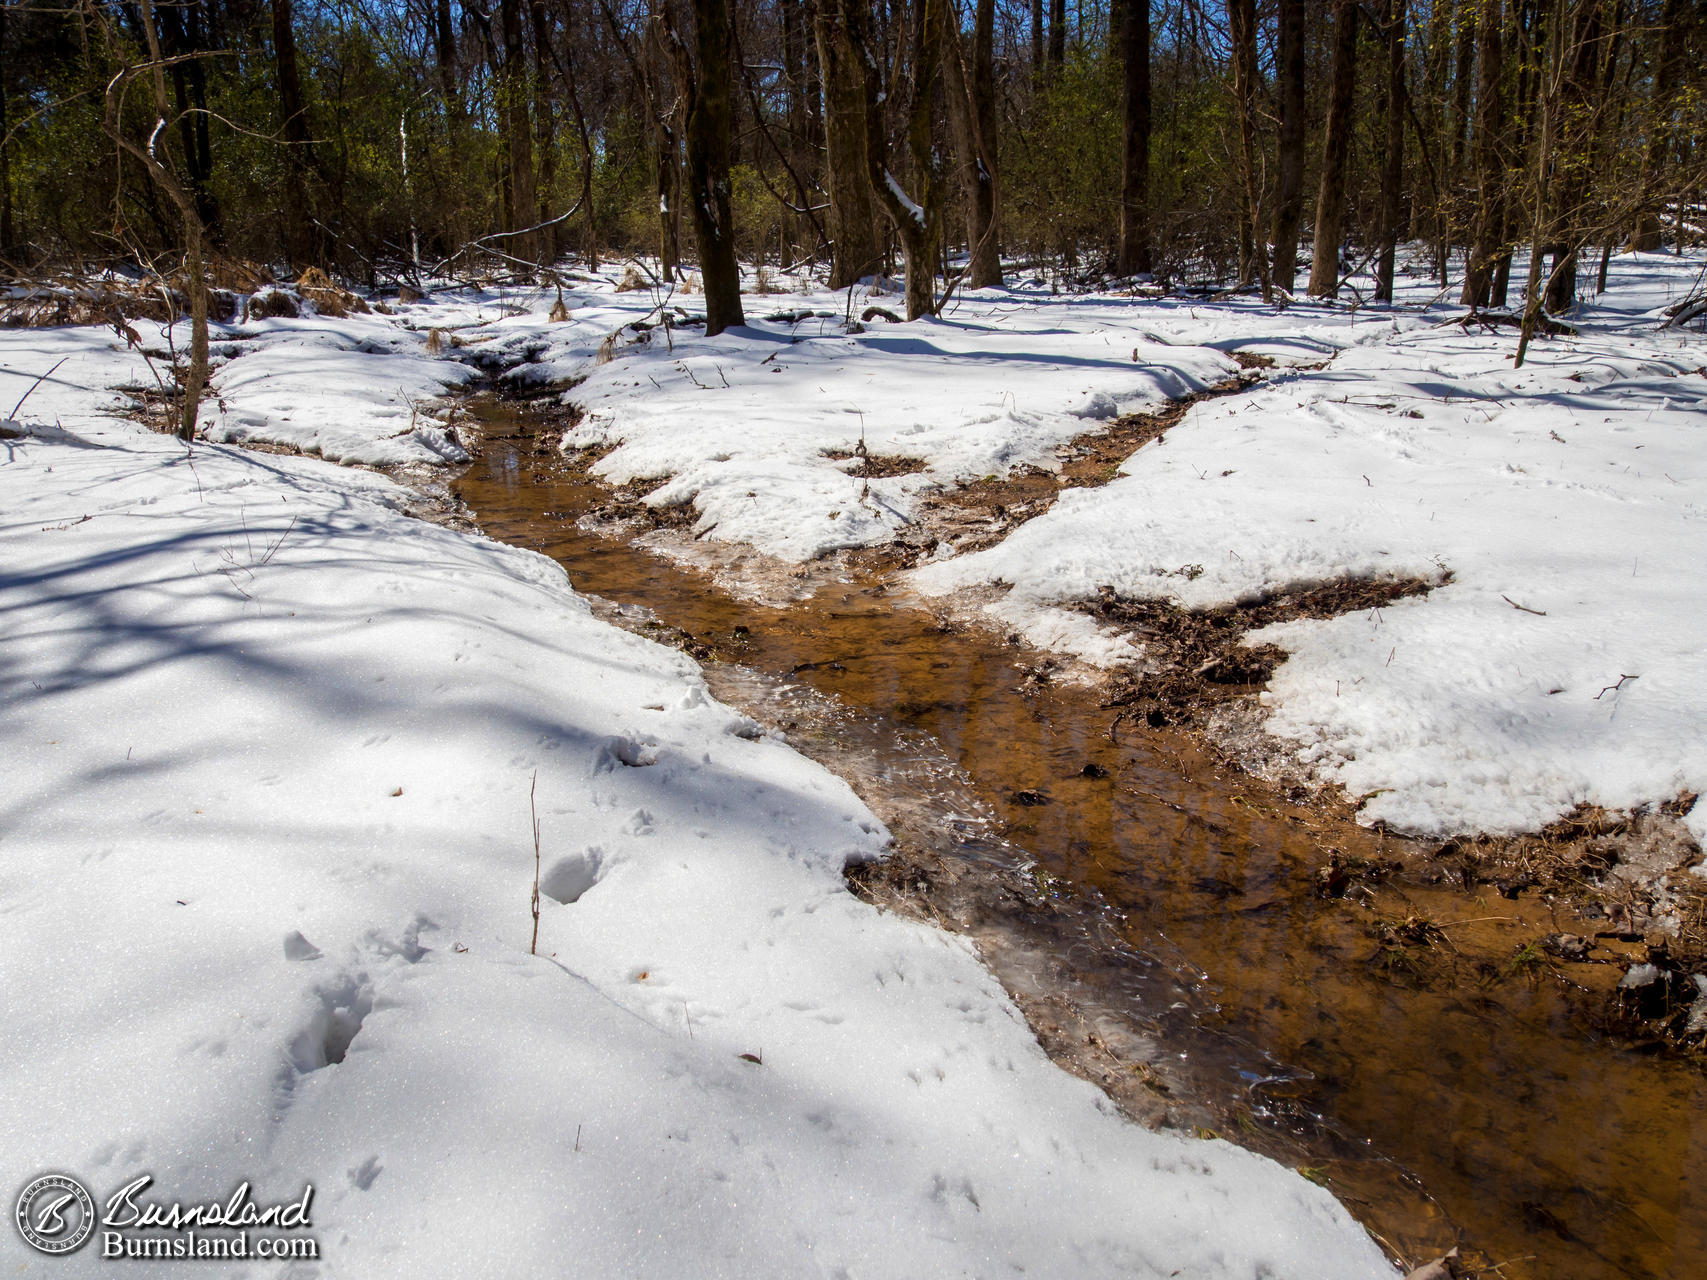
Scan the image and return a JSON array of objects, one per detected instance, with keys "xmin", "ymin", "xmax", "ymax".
[{"xmin": 1501, "ymin": 595, "xmax": 1547, "ymax": 617}]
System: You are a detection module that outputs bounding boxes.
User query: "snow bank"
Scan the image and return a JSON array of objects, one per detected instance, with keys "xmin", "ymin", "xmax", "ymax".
[
  {"xmin": 914, "ymin": 253, "xmax": 1707, "ymax": 840},
  {"xmin": 0, "ymin": 325, "xmax": 1392, "ymax": 1277},
  {"xmin": 203, "ymin": 312, "xmax": 479, "ymax": 465}
]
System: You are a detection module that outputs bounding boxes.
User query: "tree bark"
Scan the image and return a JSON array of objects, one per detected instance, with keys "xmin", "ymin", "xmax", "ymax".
[
  {"xmin": 1631, "ymin": 0, "xmax": 1682, "ymax": 251},
  {"xmin": 968, "ymin": 0, "xmax": 1000, "ymax": 286},
  {"xmin": 435, "ymin": 0, "xmax": 460, "ymax": 114},
  {"xmin": 815, "ymin": 0, "xmax": 884, "ymax": 287},
  {"xmin": 1270, "ymin": 0, "xmax": 1307, "ymax": 292},
  {"xmin": 529, "ymin": 0, "xmax": 559, "ymax": 261},
  {"xmin": 851, "ymin": 0, "xmax": 943, "ymax": 319},
  {"xmin": 944, "ymin": 0, "xmax": 1001, "ymax": 286},
  {"xmin": 1375, "ymin": 0, "xmax": 1407, "ymax": 302},
  {"xmin": 1228, "ymin": 0, "xmax": 1270, "ymax": 300},
  {"xmin": 1116, "ymin": 0, "xmax": 1150, "ymax": 276},
  {"xmin": 686, "ymin": 0, "xmax": 744, "ymax": 334},
  {"xmin": 157, "ymin": 3, "xmax": 219, "ymax": 239},
  {"xmin": 1461, "ymin": 0, "xmax": 1506, "ymax": 307},
  {"xmin": 497, "ymin": 0, "xmax": 538, "ymax": 263},
  {"xmin": 1543, "ymin": 0, "xmax": 1606, "ymax": 313},
  {"xmin": 270, "ymin": 0, "xmax": 315, "ymax": 266},
  {"xmin": 1517, "ymin": 0, "xmax": 1566, "ymax": 365},
  {"xmin": 1049, "ymin": 0, "xmax": 1066, "ymax": 68},
  {"xmin": 0, "ymin": 3, "xmax": 13, "ymax": 257},
  {"xmin": 1308, "ymin": 0, "xmax": 1358, "ymax": 297}
]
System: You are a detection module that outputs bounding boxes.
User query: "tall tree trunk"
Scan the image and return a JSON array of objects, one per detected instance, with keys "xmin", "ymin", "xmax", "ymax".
[
  {"xmin": 1308, "ymin": 0, "xmax": 1359, "ymax": 297},
  {"xmin": 968, "ymin": 0, "xmax": 1000, "ymax": 286},
  {"xmin": 1631, "ymin": 0, "xmax": 1682, "ymax": 250},
  {"xmin": 498, "ymin": 0, "xmax": 537, "ymax": 262},
  {"xmin": 1271, "ymin": 0, "xmax": 1307, "ymax": 292},
  {"xmin": 529, "ymin": 0, "xmax": 558, "ymax": 261},
  {"xmin": 1229, "ymin": 0, "xmax": 1270, "ymax": 300},
  {"xmin": 271, "ymin": 0, "xmax": 314, "ymax": 266},
  {"xmin": 686, "ymin": 0, "xmax": 744, "ymax": 334},
  {"xmin": 1461, "ymin": 0, "xmax": 1507, "ymax": 306},
  {"xmin": 1375, "ymin": 0, "xmax": 1407, "ymax": 301},
  {"xmin": 0, "ymin": 3, "xmax": 13, "ymax": 257},
  {"xmin": 1517, "ymin": 0, "xmax": 1566, "ymax": 365},
  {"xmin": 1543, "ymin": 0, "xmax": 1606, "ymax": 312},
  {"xmin": 782, "ymin": 0, "xmax": 808, "ymax": 266},
  {"xmin": 1031, "ymin": 0, "xmax": 1044, "ymax": 73},
  {"xmin": 656, "ymin": 106, "xmax": 682, "ymax": 281},
  {"xmin": 945, "ymin": 0, "xmax": 1000, "ymax": 286},
  {"xmin": 815, "ymin": 0, "xmax": 884, "ymax": 287},
  {"xmin": 436, "ymin": 0, "xmax": 461, "ymax": 122},
  {"xmin": 1451, "ymin": 0, "xmax": 1477, "ymax": 180},
  {"xmin": 1048, "ymin": 0, "xmax": 1066, "ymax": 67},
  {"xmin": 1423, "ymin": 0, "xmax": 1454, "ymax": 282},
  {"xmin": 159, "ymin": 4, "xmax": 220, "ymax": 239},
  {"xmin": 1116, "ymin": 0, "xmax": 1150, "ymax": 276},
  {"xmin": 558, "ymin": 4, "xmax": 597, "ymax": 269},
  {"xmin": 852, "ymin": 0, "xmax": 943, "ymax": 319}
]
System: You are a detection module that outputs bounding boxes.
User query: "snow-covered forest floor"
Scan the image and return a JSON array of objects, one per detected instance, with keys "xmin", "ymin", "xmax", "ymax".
[{"xmin": 4, "ymin": 249, "xmax": 1704, "ymax": 1275}]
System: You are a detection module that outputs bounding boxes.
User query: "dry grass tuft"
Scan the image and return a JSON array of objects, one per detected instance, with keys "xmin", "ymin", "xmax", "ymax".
[{"xmin": 296, "ymin": 267, "xmax": 370, "ymax": 317}]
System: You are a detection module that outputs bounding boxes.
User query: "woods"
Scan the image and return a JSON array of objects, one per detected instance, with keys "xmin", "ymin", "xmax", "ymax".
[{"xmin": 3, "ymin": 1, "xmax": 1705, "ymax": 315}]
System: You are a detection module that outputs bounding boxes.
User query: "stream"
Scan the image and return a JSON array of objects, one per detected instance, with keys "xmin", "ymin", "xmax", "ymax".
[{"xmin": 447, "ymin": 397, "xmax": 1706, "ymax": 1280}]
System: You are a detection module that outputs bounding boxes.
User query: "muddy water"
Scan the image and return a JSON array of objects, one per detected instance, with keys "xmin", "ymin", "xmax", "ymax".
[{"xmin": 452, "ymin": 403, "xmax": 1707, "ymax": 1280}]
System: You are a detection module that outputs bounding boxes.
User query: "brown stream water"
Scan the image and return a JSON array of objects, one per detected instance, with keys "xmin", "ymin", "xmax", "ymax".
[{"xmin": 450, "ymin": 401, "xmax": 1706, "ymax": 1280}]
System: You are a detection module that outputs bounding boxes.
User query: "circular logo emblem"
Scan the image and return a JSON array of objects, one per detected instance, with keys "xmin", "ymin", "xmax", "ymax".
[{"xmin": 14, "ymin": 1174, "xmax": 96, "ymax": 1255}]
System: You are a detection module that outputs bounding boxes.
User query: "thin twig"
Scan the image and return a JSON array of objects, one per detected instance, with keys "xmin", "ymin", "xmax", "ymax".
[
  {"xmin": 530, "ymin": 771, "xmax": 542, "ymax": 956},
  {"xmin": 8, "ymin": 357, "xmax": 70, "ymax": 421}
]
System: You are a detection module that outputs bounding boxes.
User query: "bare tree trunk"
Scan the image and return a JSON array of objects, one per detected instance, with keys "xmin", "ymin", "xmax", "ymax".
[
  {"xmin": 270, "ymin": 0, "xmax": 315, "ymax": 266},
  {"xmin": 1049, "ymin": 0, "xmax": 1065, "ymax": 68},
  {"xmin": 529, "ymin": 0, "xmax": 559, "ymax": 261},
  {"xmin": 944, "ymin": 0, "xmax": 1000, "ymax": 286},
  {"xmin": 1461, "ymin": 0, "xmax": 1506, "ymax": 306},
  {"xmin": 1, "ymin": 3, "xmax": 15, "ymax": 256},
  {"xmin": 1375, "ymin": 0, "xmax": 1407, "ymax": 302},
  {"xmin": 686, "ymin": 0, "xmax": 744, "ymax": 334},
  {"xmin": 815, "ymin": 0, "xmax": 884, "ymax": 287},
  {"xmin": 559, "ymin": 5, "xmax": 598, "ymax": 270},
  {"xmin": 1422, "ymin": 0, "xmax": 1454, "ymax": 282},
  {"xmin": 1517, "ymin": 0, "xmax": 1566, "ymax": 366},
  {"xmin": 1451, "ymin": 0, "xmax": 1477, "ymax": 180},
  {"xmin": 656, "ymin": 107, "xmax": 682, "ymax": 280},
  {"xmin": 1631, "ymin": 0, "xmax": 1681, "ymax": 250},
  {"xmin": 1543, "ymin": 0, "xmax": 1606, "ymax": 313},
  {"xmin": 1031, "ymin": 0, "xmax": 1044, "ymax": 73},
  {"xmin": 1271, "ymin": 0, "xmax": 1307, "ymax": 292},
  {"xmin": 782, "ymin": 0, "xmax": 808, "ymax": 266},
  {"xmin": 852, "ymin": 0, "xmax": 943, "ymax": 319},
  {"xmin": 158, "ymin": 3, "xmax": 219, "ymax": 238},
  {"xmin": 498, "ymin": 0, "xmax": 538, "ymax": 263},
  {"xmin": 968, "ymin": 0, "xmax": 1000, "ymax": 286},
  {"xmin": 1308, "ymin": 0, "xmax": 1358, "ymax": 297},
  {"xmin": 1229, "ymin": 0, "xmax": 1270, "ymax": 300},
  {"xmin": 1116, "ymin": 0, "xmax": 1150, "ymax": 276}
]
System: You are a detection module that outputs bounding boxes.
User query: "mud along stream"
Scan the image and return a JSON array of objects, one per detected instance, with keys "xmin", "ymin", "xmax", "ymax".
[{"xmin": 440, "ymin": 396, "xmax": 1705, "ymax": 1280}]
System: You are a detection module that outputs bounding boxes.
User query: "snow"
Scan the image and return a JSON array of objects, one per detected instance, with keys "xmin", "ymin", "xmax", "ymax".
[
  {"xmin": 0, "ymin": 320, "xmax": 1392, "ymax": 1276},
  {"xmin": 911, "ymin": 253, "xmax": 1707, "ymax": 839},
  {"xmin": 203, "ymin": 312, "xmax": 479, "ymax": 465}
]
